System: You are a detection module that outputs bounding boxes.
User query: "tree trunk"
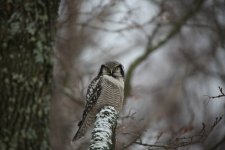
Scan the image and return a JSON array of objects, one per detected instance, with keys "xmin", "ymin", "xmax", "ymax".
[{"xmin": 0, "ymin": 1, "xmax": 57, "ymax": 150}]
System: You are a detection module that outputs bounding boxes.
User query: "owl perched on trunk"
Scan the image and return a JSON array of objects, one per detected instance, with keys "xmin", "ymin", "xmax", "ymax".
[{"xmin": 72, "ymin": 61, "xmax": 125, "ymax": 141}]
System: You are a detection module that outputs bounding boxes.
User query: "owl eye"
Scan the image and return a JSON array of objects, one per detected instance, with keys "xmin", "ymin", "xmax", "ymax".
[
  {"xmin": 101, "ymin": 66, "xmax": 111, "ymax": 75},
  {"xmin": 114, "ymin": 66, "xmax": 120, "ymax": 71},
  {"xmin": 112, "ymin": 65, "xmax": 125, "ymax": 77}
]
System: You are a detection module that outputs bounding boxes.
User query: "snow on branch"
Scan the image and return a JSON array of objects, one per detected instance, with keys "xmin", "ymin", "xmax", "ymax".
[{"xmin": 89, "ymin": 106, "xmax": 118, "ymax": 150}]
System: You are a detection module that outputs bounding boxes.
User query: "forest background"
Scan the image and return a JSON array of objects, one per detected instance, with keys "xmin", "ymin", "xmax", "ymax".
[{"xmin": 1, "ymin": 0, "xmax": 225, "ymax": 150}]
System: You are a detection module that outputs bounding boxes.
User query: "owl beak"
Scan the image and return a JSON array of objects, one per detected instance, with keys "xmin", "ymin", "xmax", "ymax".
[
  {"xmin": 110, "ymin": 69, "xmax": 116, "ymax": 78},
  {"xmin": 110, "ymin": 70, "xmax": 113, "ymax": 76}
]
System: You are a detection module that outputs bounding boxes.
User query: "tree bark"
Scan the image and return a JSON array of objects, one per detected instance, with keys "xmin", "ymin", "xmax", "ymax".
[
  {"xmin": 89, "ymin": 106, "xmax": 118, "ymax": 150},
  {"xmin": 0, "ymin": 1, "xmax": 57, "ymax": 150}
]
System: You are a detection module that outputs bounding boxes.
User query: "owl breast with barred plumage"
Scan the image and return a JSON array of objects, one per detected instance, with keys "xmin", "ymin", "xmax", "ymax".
[{"xmin": 94, "ymin": 74, "xmax": 124, "ymax": 114}]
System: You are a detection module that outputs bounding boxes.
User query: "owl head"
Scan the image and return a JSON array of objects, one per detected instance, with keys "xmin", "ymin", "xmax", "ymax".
[{"xmin": 98, "ymin": 61, "xmax": 125, "ymax": 79}]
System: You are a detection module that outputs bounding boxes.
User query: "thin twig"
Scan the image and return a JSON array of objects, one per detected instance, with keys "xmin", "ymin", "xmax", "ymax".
[
  {"xmin": 133, "ymin": 115, "xmax": 223, "ymax": 150},
  {"xmin": 208, "ymin": 86, "xmax": 225, "ymax": 99}
]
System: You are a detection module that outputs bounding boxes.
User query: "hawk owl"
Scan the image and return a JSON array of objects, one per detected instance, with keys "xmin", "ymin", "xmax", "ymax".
[{"xmin": 72, "ymin": 61, "xmax": 125, "ymax": 141}]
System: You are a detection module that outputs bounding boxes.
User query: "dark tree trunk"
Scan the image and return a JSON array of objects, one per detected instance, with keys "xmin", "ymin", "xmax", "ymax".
[{"xmin": 0, "ymin": 1, "xmax": 57, "ymax": 150}]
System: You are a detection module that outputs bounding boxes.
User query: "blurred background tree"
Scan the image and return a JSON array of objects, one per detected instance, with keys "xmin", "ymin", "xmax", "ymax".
[
  {"xmin": 0, "ymin": 0, "xmax": 57, "ymax": 150},
  {"xmin": 54, "ymin": 0, "xmax": 225, "ymax": 150}
]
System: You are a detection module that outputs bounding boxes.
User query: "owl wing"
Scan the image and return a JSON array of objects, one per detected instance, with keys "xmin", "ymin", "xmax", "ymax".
[
  {"xmin": 72, "ymin": 76, "xmax": 103, "ymax": 141},
  {"xmin": 78, "ymin": 76, "xmax": 102, "ymax": 127}
]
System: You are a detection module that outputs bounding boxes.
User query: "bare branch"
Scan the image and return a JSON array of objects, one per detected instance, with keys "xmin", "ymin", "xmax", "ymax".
[
  {"xmin": 133, "ymin": 115, "xmax": 223, "ymax": 149},
  {"xmin": 208, "ymin": 86, "xmax": 225, "ymax": 99},
  {"xmin": 125, "ymin": 0, "xmax": 205, "ymax": 97}
]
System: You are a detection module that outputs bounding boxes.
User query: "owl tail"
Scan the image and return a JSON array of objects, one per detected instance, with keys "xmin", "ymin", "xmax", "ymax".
[{"xmin": 72, "ymin": 120, "xmax": 85, "ymax": 141}]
